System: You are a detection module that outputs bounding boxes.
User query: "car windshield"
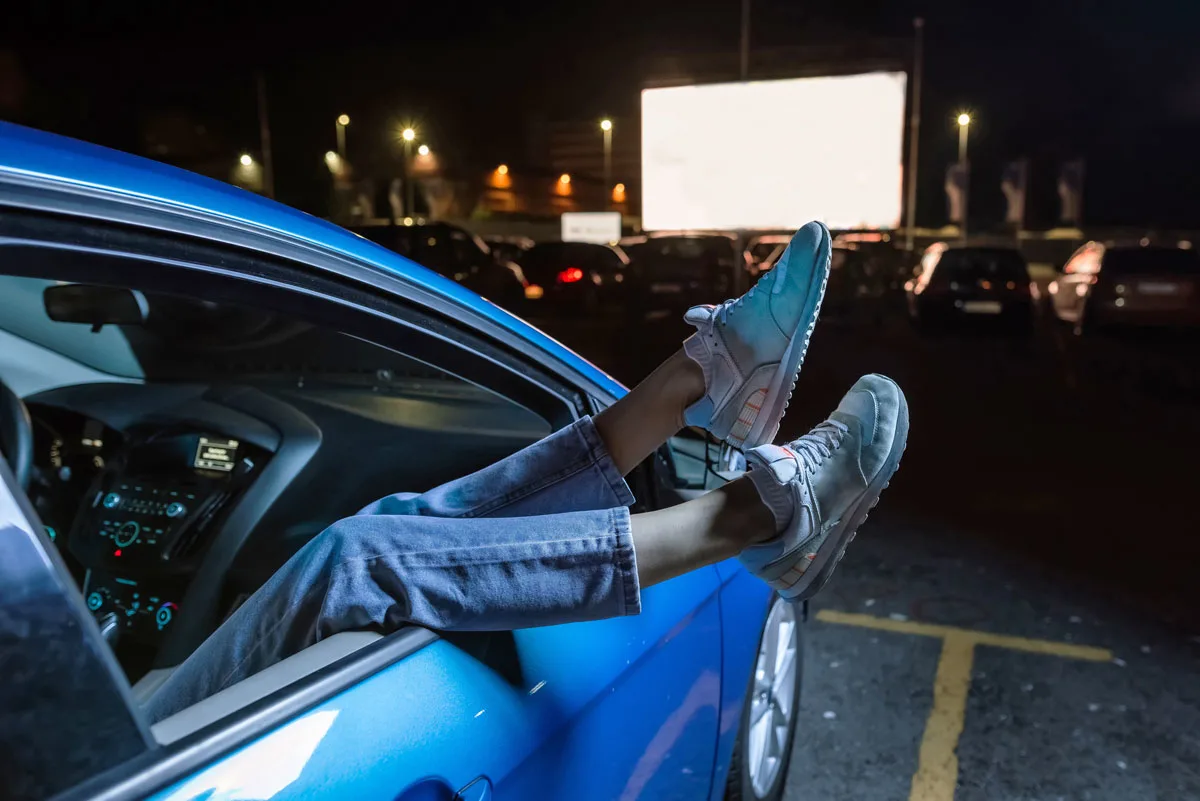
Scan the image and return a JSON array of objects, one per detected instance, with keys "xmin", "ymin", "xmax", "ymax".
[
  {"xmin": 934, "ymin": 248, "xmax": 1029, "ymax": 281},
  {"xmin": 1102, "ymin": 247, "xmax": 1200, "ymax": 276},
  {"xmin": 0, "ymin": 275, "xmax": 447, "ymax": 384},
  {"xmin": 626, "ymin": 236, "xmax": 737, "ymax": 265}
]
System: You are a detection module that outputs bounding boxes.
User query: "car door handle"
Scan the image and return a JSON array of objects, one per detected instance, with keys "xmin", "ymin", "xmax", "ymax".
[{"xmin": 456, "ymin": 777, "xmax": 493, "ymax": 801}]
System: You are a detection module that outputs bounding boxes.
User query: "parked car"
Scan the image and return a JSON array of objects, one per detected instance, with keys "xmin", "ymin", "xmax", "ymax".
[
  {"xmin": 622, "ymin": 232, "xmax": 741, "ymax": 311},
  {"xmin": 352, "ymin": 221, "xmax": 528, "ymax": 311},
  {"xmin": 0, "ymin": 122, "xmax": 798, "ymax": 801},
  {"xmin": 517, "ymin": 241, "xmax": 635, "ymax": 315},
  {"xmin": 816, "ymin": 244, "xmax": 888, "ymax": 326},
  {"xmin": 905, "ymin": 242, "xmax": 1035, "ymax": 333},
  {"xmin": 1049, "ymin": 241, "xmax": 1200, "ymax": 332},
  {"xmin": 484, "ymin": 235, "xmax": 534, "ymax": 266}
]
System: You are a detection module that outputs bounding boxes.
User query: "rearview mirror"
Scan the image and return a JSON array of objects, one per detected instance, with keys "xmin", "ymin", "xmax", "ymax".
[{"xmin": 44, "ymin": 284, "xmax": 148, "ymax": 331}]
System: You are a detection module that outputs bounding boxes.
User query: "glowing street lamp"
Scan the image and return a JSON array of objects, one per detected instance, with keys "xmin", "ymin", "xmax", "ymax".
[
  {"xmin": 559, "ymin": 173, "xmax": 571, "ymax": 185},
  {"xmin": 955, "ymin": 112, "xmax": 972, "ymax": 243},
  {"xmin": 335, "ymin": 114, "xmax": 350, "ymax": 158},
  {"xmin": 956, "ymin": 113, "xmax": 971, "ymax": 162},
  {"xmin": 599, "ymin": 119, "xmax": 613, "ymax": 206},
  {"xmin": 417, "ymin": 144, "xmax": 430, "ymax": 156},
  {"xmin": 496, "ymin": 164, "xmax": 509, "ymax": 175},
  {"xmin": 399, "ymin": 127, "xmax": 418, "ymax": 217},
  {"xmin": 239, "ymin": 153, "xmax": 254, "ymax": 167}
]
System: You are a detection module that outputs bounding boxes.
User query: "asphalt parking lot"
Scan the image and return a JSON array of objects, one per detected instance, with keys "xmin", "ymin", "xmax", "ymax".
[{"xmin": 533, "ymin": 306, "xmax": 1200, "ymax": 801}]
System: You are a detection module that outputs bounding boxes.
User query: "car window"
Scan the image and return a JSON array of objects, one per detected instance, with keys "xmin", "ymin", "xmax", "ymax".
[
  {"xmin": 0, "ymin": 261, "xmax": 557, "ymax": 770},
  {"xmin": 1102, "ymin": 247, "xmax": 1200, "ymax": 276},
  {"xmin": 0, "ymin": 276, "xmax": 450, "ymax": 383},
  {"xmin": 634, "ymin": 237, "xmax": 736, "ymax": 265},
  {"xmin": 931, "ymin": 248, "xmax": 1030, "ymax": 283},
  {"xmin": 450, "ymin": 229, "xmax": 481, "ymax": 265},
  {"xmin": 750, "ymin": 241, "xmax": 781, "ymax": 262}
]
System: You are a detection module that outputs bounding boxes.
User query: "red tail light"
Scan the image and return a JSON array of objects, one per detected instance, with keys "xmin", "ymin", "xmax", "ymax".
[{"xmin": 557, "ymin": 267, "xmax": 584, "ymax": 283}]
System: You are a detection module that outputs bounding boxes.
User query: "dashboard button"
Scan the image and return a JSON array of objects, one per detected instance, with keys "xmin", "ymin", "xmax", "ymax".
[
  {"xmin": 87, "ymin": 591, "xmax": 103, "ymax": 611},
  {"xmin": 102, "ymin": 492, "xmax": 122, "ymax": 510},
  {"xmin": 114, "ymin": 521, "xmax": 141, "ymax": 548},
  {"xmin": 156, "ymin": 605, "xmax": 174, "ymax": 629},
  {"xmin": 166, "ymin": 502, "xmax": 187, "ymax": 519}
]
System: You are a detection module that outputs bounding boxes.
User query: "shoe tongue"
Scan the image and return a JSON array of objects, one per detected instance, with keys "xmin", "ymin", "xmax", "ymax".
[{"xmin": 683, "ymin": 305, "xmax": 716, "ymax": 326}]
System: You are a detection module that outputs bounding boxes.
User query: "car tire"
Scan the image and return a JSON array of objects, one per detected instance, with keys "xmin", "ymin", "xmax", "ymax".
[{"xmin": 726, "ymin": 596, "xmax": 804, "ymax": 801}]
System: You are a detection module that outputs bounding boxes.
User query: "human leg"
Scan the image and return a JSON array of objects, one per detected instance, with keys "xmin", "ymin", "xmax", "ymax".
[
  {"xmin": 357, "ymin": 416, "xmax": 635, "ymax": 520},
  {"xmin": 143, "ymin": 476, "xmax": 774, "ymax": 722}
]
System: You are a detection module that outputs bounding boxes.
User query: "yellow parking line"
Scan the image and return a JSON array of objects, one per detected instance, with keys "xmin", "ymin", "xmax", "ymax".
[
  {"xmin": 815, "ymin": 609, "xmax": 1112, "ymax": 661},
  {"xmin": 910, "ymin": 634, "xmax": 974, "ymax": 801},
  {"xmin": 814, "ymin": 609, "xmax": 1114, "ymax": 801}
]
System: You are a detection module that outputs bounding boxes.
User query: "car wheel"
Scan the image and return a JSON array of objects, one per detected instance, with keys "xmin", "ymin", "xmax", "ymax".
[{"xmin": 726, "ymin": 596, "xmax": 803, "ymax": 801}]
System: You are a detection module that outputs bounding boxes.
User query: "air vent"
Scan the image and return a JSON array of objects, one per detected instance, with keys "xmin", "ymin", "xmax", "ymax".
[{"xmin": 167, "ymin": 490, "xmax": 233, "ymax": 561}]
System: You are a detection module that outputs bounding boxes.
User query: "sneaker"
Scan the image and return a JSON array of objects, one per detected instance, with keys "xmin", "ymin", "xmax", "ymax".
[
  {"xmin": 740, "ymin": 374, "xmax": 909, "ymax": 601},
  {"xmin": 683, "ymin": 221, "xmax": 832, "ymax": 450}
]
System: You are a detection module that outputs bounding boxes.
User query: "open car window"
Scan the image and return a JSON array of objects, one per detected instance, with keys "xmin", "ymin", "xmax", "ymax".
[{"xmin": 0, "ymin": 221, "xmax": 574, "ymax": 799}]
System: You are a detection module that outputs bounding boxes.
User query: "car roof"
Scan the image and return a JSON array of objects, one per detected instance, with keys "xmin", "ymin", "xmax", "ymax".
[{"xmin": 0, "ymin": 122, "xmax": 625, "ymax": 399}]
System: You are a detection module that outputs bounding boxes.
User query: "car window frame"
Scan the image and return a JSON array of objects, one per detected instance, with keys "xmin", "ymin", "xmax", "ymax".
[{"xmin": 0, "ymin": 207, "xmax": 599, "ymax": 801}]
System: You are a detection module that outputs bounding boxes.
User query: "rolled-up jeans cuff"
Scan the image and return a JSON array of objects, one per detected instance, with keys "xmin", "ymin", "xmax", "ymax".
[
  {"xmin": 575, "ymin": 416, "xmax": 637, "ymax": 508},
  {"xmin": 610, "ymin": 507, "xmax": 641, "ymax": 616}
]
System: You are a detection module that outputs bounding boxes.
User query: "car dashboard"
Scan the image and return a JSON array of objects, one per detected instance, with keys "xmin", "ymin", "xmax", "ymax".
[
  {"xmin": 24, "ymin": 380, "xmax": 550, "ymax": 683},
  {"xmin": 28, "ymin": 392, "xmax": 282, "ymax": 679}
]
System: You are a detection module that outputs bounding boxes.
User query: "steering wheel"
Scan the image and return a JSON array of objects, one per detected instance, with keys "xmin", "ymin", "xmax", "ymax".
[{"xmin": 0, "ymin": 377, "xmax": 33, "ymax": 490}]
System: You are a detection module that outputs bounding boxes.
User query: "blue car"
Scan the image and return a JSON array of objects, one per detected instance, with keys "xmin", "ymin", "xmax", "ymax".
[{"xmin": 0, "ymin": 122, "xmax": 801, "ymax": 801}]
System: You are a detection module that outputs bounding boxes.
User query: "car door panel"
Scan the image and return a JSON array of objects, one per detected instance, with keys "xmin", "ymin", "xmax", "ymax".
[
  {"xmin": 709, "ymin": 559, "xmax": 774, "ymax": 801},
  {"xmin": 146, "ymin": 570, "xmax": 722, "ymax": 801},
  {"xmin": 499, "ymin": 573, "xmax": 722, "ymax": 800}
]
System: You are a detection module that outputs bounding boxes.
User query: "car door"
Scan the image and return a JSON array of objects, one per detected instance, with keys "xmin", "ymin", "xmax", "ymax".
[
  {"xmin": 1, "ymin": 240, "xmax": 723, "ymax": 801},
  {"xmin": 135, "ymin": 457, "xmax": 724, "ymax": 801}
]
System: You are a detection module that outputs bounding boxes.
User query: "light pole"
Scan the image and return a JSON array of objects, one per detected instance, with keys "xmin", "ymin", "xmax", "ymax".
[
  {"xmin": 957, "ymin": 113, "xmax": 971, "ymax": 242},
  {"xmin": 336, "ymin": 114, "xmax": 350, "ymax": 159},
  {"xmin": 600, "ymin": 119, "xmax": 613, "ymax": 209},
  {"xmin": 401, "ymin": 127, "xmax": 416, "ymax": 217},
  {"xmin": 903, "ymin": 17, "xmax": 924, "ymax": 252}
]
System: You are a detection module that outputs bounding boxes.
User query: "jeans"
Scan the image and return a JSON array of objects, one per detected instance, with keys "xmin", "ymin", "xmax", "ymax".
[{"xmin": 143, "ymin": 417, "xmax": 640, "ymax": 723}]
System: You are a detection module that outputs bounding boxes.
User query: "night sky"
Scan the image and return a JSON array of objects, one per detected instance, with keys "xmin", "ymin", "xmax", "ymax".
[{"xmin": 4, "ymin": 0, "xmax": 1199, "ymax": 227}]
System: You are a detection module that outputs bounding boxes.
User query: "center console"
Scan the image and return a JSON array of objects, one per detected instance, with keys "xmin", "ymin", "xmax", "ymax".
[{"xmin": 69, "ymin": 429, "xmax": 270, "ymax": 650}]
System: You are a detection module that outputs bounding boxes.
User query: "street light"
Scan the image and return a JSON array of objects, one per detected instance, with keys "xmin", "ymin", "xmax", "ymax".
[
  {"xmin": 335, "ymin": 114, "xmax": 350, "ymax": 158},
  {"xmin": 956, "ymin": 112, "xmax": 972, "ymax": 243},
  {"xmin": 239, "ymin": 153, "xmax": 254, "ymax": 167},
  {"xmin": 399, "ymin": 127, "xmax": 418, "ymax": 217},
  {"xmin": 956, "ymin": 113, "xmax": 971, "ymax": 162},
  {"xmin": 417, "ymin": 144, "xmax": 430, "ymax": 156},
  {"xmin": 497, "ymin": 164, "xmax": 509, "ymax": 175},
  {"xmin": 599, "ymin": 119, "xmax": 613, "ymax": 208}
]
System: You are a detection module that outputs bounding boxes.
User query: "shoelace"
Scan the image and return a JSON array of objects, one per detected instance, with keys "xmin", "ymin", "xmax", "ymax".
[
  {"xmin": 788, "ymin": 420, "xmax": 848, "ymax": 475},
  {"xmin": 692, "ymin": 246, "xmax": 792, "ymax": 328}
]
